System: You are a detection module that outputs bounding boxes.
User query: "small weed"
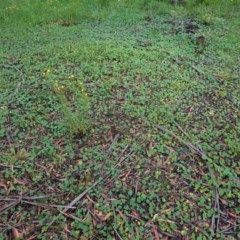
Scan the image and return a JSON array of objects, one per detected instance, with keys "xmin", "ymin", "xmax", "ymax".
[{"xmin": 52, "ymin": 76, "xmax": 90, "ymax": 136}]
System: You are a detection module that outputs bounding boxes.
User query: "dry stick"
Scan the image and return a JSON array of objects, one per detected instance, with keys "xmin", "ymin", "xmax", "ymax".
[
  {"xmin": 164, "ymin": 51, "xmax": 218, "ymax": 80},
  {"xmin": 156, "ymin": 125, "xmax": 207, "ymax": 158},
  {"xmin": 64, "ymin": 152, "xmax": 132, "ymax": 213},
  {"xmin": 218, "ymin": 223, "xmax": 240, "ymax": 234},
  {"xmin": 0, "ymin": 164, "xmax": 22, "ymax": 169},
  {"xmin": 174, "ymin": 121, "xmax": 205, "ymax": 153},
  {"xmin": 0, "ymin": 197, "xmax": 21, "ymax": 215},
  {"xmin": 162, "ymin": 51, "xmax": 205, "ymax": 76},
  {"xmin": 62, "ymin": 180, "xmax": 100, "ymax": 214},
  {"xmin": 117, "ymin": 144, "xmax": 130, "ymax": 163},
  {"xmin": 0, "ymin": 195, "xmax": 70, "ymax": 215},
  {"xmin": 21, "ymin": 194, "xmax": 63, "ymax": 200},
  {"xmin": 58, "ymin": 210, "xmax": 85, "ymax": 223},
  {"xmin": 107, "ymin": 133, "xmax": 120, "ymax": 155},
  {"xmin": 215, "ymin": 189, "xmax": 221, "ymax": 233},
  {"xmin": 189, "ymin": 64, "xmax": 205, "ymax": 75},
  {"xmin": 211, "ymin": 187, "xmax": 221, "ymax": 237},
  {"xmin": 114, "ymin": 229, "xmax": 124, "ymax": 240},
  {"xmin": 0, "ymin": 194, "xmax": 62, "ymax": 201},
  {"xmin": 0, "ymin": 197, "xmax": 19, "ymax": 201},
  {"xmin": 174, "ymin": 121, "xmax": 189, "ymax": 138},
  {"xmin": 22, "ymin": 200, "xmax": 76, "ymax": 210},
  {"xmin": 47, "ymin": 180, "xmax": 101, "ymax": 227},
  {"xmin": 146, "ymin": 223, "xmax": 176, "ymax": 239},
  {"xmin": 107, "ymin": 150, "xmax": 134, "ymax": 185},
  {"xmin": 111, "ymin": 201, "xmax": 123, "ymax": 240},
  {"xmin": 100, "ymin": 133, "xmax": 121, "ymax": 177}
]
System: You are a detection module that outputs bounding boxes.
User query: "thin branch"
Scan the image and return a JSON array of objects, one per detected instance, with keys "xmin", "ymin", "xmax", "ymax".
[
  {"xmin": 0, "ymin": 197, "xmax": 21, "ymax": 215},
  {"xmin": 125, "ymin": 213, "xmax": 142, "ymax": 222},
  {"xmin": 211, "ymin": 187, "xmax": 221, "ymax": 237},
  {"xmin": 174, "ymin": 121, "xmax": 189, "ymax": 138},
  {"xmin": 62, "ymin": 180, "xmax": 100, "ymax": 214},
  {"xmin": 0, "ymin": 164, "xmax": 22, "ymax": 169},
  {"xmin": 0, "ymin": 194, "xmax": 62, "ymax": 201},
  {"xmin": 174, "ymin": 121, "xmax": 205, "ymax": 153},
  {"xmin": 218, "ymin": 223, "xmax": 240, "ymax": 234},
  {"xmin": 156, "ymin": 124, "xmax": 207, "ymax": 158},
  {"xmin": 22, "ymin": 200, "xmax": 76, "ymax": 210},
  {"xmin": 114, "ymin": 229, "xmax": 123, "ymax": 240},
  {"xmin": 21, "ymin": 194, "xmax": 64, "ymax": 200},
  {"xmin": 189, "ymin": 64, "xmax": 205, "ymax": 75},
  {"xmin": 58, "ymin": 210, "xmax": 85, "ymax": 223},
  {"xmin": 107, "ymin": 133, "xmax": 120, "ymax": 154}
]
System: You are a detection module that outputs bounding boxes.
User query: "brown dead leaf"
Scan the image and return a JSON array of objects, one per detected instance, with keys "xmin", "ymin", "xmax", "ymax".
[
  {"xmin": 86, "ymin": 194, "xmax": 96, "ymax": 204},
  {"xmin": 102, "ymin": 212, "xmax": 113, "ymax": 221},
  {"xmin": 132, "ymin": 210, "xmax": 140, "ymax": 218},
  {"xmin": 64, "ymin": 224, "xmax": 71, "ymax": 233},
  {"xmin": 13, "ymin": 177, "xmax": 27, "ymax": 185},
  {"xmin": 119, "ymin": 210, "xmax": 127, "ymax": 219},
  {"xmin": 12, "ymin": 227, "xmax": 22, "ymax": 239},
  {"xmin": 107, "ymin": 128, "xmax": 113, "ymax": 141},
  {"xmin": 94, "ymin": 210, "xmax": 104, "ymax": 219},
  {"xmin": 228, "ymin": 211, "xmax": 240, "ymax": 219},
  {"xmin": 152, "ymin": 224, "xmax": 160, "ymax": 240},
  {"xmin": 0, "ymin": 182, "xmax": 8, "ymax": 191},
  {"xmin": 94, "ymin": 210, "xmax": 113, "ymax": 221},
  {"xmin": 93, "ymin": 217, "xmax": 97, "ymax": 226},
  {"xmin": 26, "ymin": 236, "xmax": 37, "ymax": 240},
  {"xmin": 220, "ymin": 198, "xmax": 228, "ymax": 206}
]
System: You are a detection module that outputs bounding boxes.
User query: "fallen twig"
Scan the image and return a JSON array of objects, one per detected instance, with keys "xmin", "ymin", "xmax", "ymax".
[
  {"xmin": 218, "ymin": 223, "xmax": 240, "ymax": 234},
  {"xmin": 174, "ymin": 121, "xmax": 205, "ymax": 153},
  {"xmin": 62, "ymin": 180, "xmax": 100, "ymax": 214},
  {"xmin": 22, "ymin": 200, "xmax": 76, "ymax": 210},
  {"xmin": 0, "ymin": 163, "xmax": 22, "ymax": 169},
  {"xmin": 114, "ymin": 229, "xmax": 123, "ymax": 240},
  {"xmin": 0, "ymin": 194, "xmax": 62, "ymax": 201},
  {"xmin": 0, "ymin": 197, "xmax": 21, "ymax": 215},
  {"xmin": 211, "ymin": 187, "xmax": 221, "ymax": 237},
  {"xmin": 100, "ymin": 133, "xmax": 121, "ymax": 177},
  {"xmin": 189, "ymin": 64, "xmax": 205, "ymax": 75},
  {"xmin": 47, "ymin": 181, "xmax": 99, "ymax": 227},
  {"xmin": 58, "ymin": 209, "xmax": 85, "ymax": 223},
  {"xmin": 107, "ymin": 133, "xmax": 120, "ymax": 154},
  {"xmin": 174, "ymin": 121, "xmax": 189, "ymax": 138},
  {"xmin": 156, "ymin": 124, "xmax": 207, "ymax": 158}
]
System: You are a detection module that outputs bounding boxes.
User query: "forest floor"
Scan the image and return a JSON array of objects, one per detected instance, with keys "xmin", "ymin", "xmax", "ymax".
[{"xmin": 0, "ymin": 1, "xmax": 240, "ymax": 239}]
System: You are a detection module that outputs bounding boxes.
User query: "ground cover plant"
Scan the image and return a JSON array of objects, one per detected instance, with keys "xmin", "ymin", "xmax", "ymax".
[{"xmin": 0, "ymin": 0, "xmax": 239, "ymax": 239}]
